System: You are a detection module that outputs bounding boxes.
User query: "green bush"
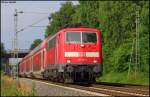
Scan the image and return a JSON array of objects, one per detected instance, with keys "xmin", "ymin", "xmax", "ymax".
[
  {"xmin": 97, "ymin": 71, "xmax": 149, "ymax": 85},
  {"xmin": 111, "ymin": 43, "xmax": 131, "ymax": 72}
]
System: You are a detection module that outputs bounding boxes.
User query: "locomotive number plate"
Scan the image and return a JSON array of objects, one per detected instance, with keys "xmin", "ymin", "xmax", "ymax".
[{"xmin": 79, "ymin": 52, "xmax": 86, "ymax": 57}]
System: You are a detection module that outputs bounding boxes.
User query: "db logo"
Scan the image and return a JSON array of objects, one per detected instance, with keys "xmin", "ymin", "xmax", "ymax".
[{"xmin": 79, "ymin": 52, "xmax": 86, "ymax": 57}]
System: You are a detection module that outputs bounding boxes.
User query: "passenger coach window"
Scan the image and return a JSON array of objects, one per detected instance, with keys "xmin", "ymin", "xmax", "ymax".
[
  {"xmin": 66, "ymin": 32, "xmax": 81, "ymax": 43},
  {"xmin": 47, "ymin": 37, "xmax": 56, "ymax": 49},
  {"xmin": 82, "ymin": 32, "xmax": 97, "ymax": 43}
]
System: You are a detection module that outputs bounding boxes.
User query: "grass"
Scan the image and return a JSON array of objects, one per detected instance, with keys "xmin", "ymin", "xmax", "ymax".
[
  {"xmin": 1, "ymin": 72, "xmax": 37, "ymax": 96},
  {"xmin": 97, "ymin": 71, "xmax": 149, "ymax": 86}
]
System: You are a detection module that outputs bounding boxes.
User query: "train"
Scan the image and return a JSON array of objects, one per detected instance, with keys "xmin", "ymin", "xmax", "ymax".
[{"xmin": 19, "ymin": 26, "xmax": 102, "ymax": 83}]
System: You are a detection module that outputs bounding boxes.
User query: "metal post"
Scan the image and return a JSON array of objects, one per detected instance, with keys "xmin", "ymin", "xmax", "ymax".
[
  {"xmin": 12, "ymin": 10, "xmax": 49, "ymax": 85},
  {"xmin": 11, "ymin": 38, "xmax": 14, "ymax": 76},
  {"xmin": 135, "ymin": 10, "xmax": 140, "ymax": 78},
  {"xmin": 128, "ymin": 39, "xmax": 135, "ymax": 78},
  {"xmin": 14, "ymin": 9, "xmax": 19, "ymax": 86},
  {"xmin": 14, "ymin": 9, "xmax": 17, "ymax": 78},
  {"xmin": 137, "ymin": 10, "xmax": 140, "ymax": 72}
]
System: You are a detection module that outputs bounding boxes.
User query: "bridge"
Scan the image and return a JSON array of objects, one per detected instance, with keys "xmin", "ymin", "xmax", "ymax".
[
  {"xmin": 1, "ymin": 49, "xmax": 30, "ymax": 74},
  {"xmin": 5, "ymin": 49, "xmax": 30, "ymax": 58}
]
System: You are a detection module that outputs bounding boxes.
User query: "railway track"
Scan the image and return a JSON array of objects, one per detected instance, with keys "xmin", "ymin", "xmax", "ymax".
[
  {"xmin": 89, "ymin": 84, "xmax": 149, "ymax": 96},
  {"xmin": 20, "ymin": 77, "xmax": 149, "ymax": 96},
  {"xmin": 89, "ymin": 82, "xmax": 149, "ymax": 96}
]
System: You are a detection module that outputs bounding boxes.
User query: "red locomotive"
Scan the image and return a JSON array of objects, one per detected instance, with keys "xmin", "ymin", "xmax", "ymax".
[{"xmin": 19, "ymin": 26, "xmax": 102, "ymax": 83}]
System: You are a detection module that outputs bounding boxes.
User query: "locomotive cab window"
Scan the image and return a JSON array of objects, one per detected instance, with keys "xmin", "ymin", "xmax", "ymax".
[
  {"xmin": 66, "ymin": 32, "xmax": 81, "ymax": 43},
  {"xmin": 47, "ymin": 37, "xmax": 56, "ymax": 49},
  {"xmin": 66, "ymin": 32, "xmax": 97, "ymax": 44},
  {"xmin": 82, "ymin": 32, "xmax": 97, "ymax": 43}
]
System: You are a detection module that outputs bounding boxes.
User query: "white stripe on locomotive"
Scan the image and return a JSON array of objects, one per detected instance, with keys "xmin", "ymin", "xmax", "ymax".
[{"xmin": 64, "ymin": 52, "xmax": 99, "ymax": 57}]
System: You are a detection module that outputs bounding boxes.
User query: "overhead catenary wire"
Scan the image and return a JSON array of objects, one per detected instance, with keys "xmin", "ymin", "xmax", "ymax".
[
  {"xmin": 20, "ymin": 11, "xmax": 49, "ymax": 14},
  {"xmin": 16, "ymin": 15, "xmax": 49, "ymax": 33},
  {"xmin": 30, "ymin": 26, "xmax": 47, "ymax": 27}
]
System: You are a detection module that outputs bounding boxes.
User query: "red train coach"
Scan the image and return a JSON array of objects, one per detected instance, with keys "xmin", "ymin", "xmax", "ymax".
[{"xmin": 19, "ymin": 27, "xmax": 102, "ymax": 83}]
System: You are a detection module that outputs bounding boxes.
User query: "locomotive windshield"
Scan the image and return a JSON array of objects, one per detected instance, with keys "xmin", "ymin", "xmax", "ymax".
[
  {"xmin": 82, "ymin": 32, "xmax": 97, "ymax": 43},
  {"xmin": 66, "ymin": 32, "xmax": 97, "ymax": 43},
  {"xmin": 66, "ymin": 32, "xmax": 81, "ymax": 43}
]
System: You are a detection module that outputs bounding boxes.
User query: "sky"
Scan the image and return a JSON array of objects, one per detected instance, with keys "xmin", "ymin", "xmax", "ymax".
[{"xmin": 1, "ymin": 1, "xmax": 79, "ymax": 50}]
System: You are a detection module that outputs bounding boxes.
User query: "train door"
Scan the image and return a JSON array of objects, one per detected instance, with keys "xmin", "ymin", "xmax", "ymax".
[
  {"xmin": 56, "ymin": 35, "xmax": 59, "ymax": 64},
  {"xmin": 47, "ymin": 38, "xmax": 56, "ymax": 65},
  {"xmin": 30, "ymin": 56, "xmax": 32, "ymax": 72},
  {"xmin": 40, "ymin": 50, "xmax": 43, "ymax": 70},
  {"xmin": 54, "ymin": 37, "xmax": 57, "ymax": 64},
  {"xmin": 41, "ymin": 51, "xmax": 43, "ymax": 71},
  {"xmin": 44, "ymin": 48, "xmax": 47, "ymax": 69},
  {"xmin": 41, "ymin": 49, "xmax": 45, "ymax": 70},
  {"xmin": 43, "ymin": 49, "xmax": 46, "ymax": 69},
  {"xmin": 57, "ymin": 33, "xmax": 62, "ymax": 64},
  {"xmin": 31, "ymin": 56, "xmax": 33, "ymax": 72}
]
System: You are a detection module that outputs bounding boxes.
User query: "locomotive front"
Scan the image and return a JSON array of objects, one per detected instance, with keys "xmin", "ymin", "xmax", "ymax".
[{"xmin": 63, "ymin": 28, "xmax": 102, "ymax": 82}]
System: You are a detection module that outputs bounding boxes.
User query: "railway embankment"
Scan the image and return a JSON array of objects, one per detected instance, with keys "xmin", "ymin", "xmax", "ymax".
[
  {"xmin": 19, "ymin": 78, "xmax": 108, "ymax": 96},
  {"xmin": 19, "ymin": 77, "xmax": 149, "ymax": 96},
  {"xmin": 1, "ymin": 72, "xmax": 36, "ymax": 96},
  {"xmin": 97, "ymin": 71, "xmax": 149, "ymax": 86}
]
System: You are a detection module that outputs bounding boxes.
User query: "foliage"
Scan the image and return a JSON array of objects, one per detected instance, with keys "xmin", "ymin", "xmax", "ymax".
[
  {"xmin": 46, "ymin": 2, "xmax": 76, "ymax": 36},
  {"xmin": 1, "ymin": 43, "xmax": 7, "ymax": 71},
  {"xmin": 97, "ymin": 71, "xmax": 149, "ymax": 86},
  {"xmin": 1, "ymin": 74, "xmax": 36, "ymax": 96},
  {"xmin": 1, "ymin": 42, "xmax": 6, "ymax": 58},
  {"xmin": 44, "ymin": 1, "xmax": 149, "ymax": 85},
  {"xmin": 30, "ymin": 39, "xmax": 42, "ymax": 50},
  {"xmin": 111, "ymin": 43, "xmax": 131, "ymax": 72}
]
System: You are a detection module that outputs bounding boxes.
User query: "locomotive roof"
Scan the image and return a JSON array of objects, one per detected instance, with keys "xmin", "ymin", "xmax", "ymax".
[{"xmin": 61, "ymin": 27, "xmax": 100, "ymax": 32}]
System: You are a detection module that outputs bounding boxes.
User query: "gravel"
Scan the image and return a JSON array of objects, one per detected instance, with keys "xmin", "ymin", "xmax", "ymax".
[{"xmin": 19, "ymin": 78, "xmax": 99, "ymax": 96}]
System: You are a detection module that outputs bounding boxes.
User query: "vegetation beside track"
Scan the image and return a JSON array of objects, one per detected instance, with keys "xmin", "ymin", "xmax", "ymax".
[
  {"xmin": 97, "ymin": 71, "xmax": 149, "ymax": 86},
  {"xmin": 1, "ymin": 71, "xmax": 36, "ymax": 96}
]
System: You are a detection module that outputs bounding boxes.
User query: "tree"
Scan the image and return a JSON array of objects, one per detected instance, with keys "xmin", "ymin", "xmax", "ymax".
[
  {"xmin": 45, "ymin": 2, "xmax": 75, "ymax": 36},
  {"xmin": 30, "ymin": 39, "xmax": 42, "ymax": 50},
  {"xmin": 1, "ymin": 42, "xmax": 6, "ymax": 58},
  {"xmin": 1, "ymin": 42, "xmax": 6, "ymax": 71}
]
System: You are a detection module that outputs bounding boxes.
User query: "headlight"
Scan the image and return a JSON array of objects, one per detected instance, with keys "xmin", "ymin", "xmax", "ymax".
[
  {"xmin": 93, "ymin": 60, "xmax": 97, "ymax": 63},
  {"xmin": 67, "ymin": 60, "xmax": 71, "ymax": 64}
]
